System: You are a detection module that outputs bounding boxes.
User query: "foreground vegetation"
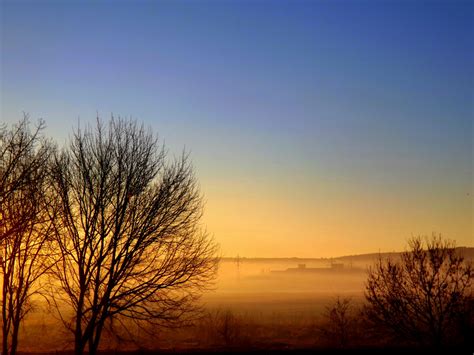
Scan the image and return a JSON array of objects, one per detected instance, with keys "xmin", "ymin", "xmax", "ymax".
[{"xmin": 0, "ymin": 117, "xmax": 217, "ymax": 355}]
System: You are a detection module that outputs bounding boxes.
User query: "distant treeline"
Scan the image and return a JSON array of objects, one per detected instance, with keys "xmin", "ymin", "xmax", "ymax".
[{"xmin": 220, "ymin": 246, "xmax": 474, "ymax": 263}]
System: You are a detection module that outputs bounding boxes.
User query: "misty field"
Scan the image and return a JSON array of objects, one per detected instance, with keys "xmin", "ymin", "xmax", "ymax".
[
  {"xmin": 9, "ymin": 248, "xmax": 474, "ymax": 353},
  {"xmin": 17, "ymin": 258, "xmax": 371, "ymax": 352}
]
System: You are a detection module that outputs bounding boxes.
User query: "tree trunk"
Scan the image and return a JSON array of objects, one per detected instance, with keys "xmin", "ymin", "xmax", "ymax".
[
  {"xmin": 2, "ymin": 271, "xmax": 10, "ymax": 355},
  {"xmin": 2, "ymin": 322, "xmax": 8, "ymax": 355},
  {"xmin": 74, "ymin": 314, "xmax": 85, "ymax": 355},
  {"xmin": 10, "ymin": 320, "xmax": 19, "ymax": 355},
  {"xmin": 74, "ymin": 333, "xmax": 85, "ymax": 355},
  {"xmin": 89, "ymin": 320, "xmax": 105, "ymax": 355}
]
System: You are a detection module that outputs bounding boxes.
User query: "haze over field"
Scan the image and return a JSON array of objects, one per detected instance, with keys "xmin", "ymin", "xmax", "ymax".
[{"xmin": 211, "ymin": 247, "xmax": 474, "ymax": 298}]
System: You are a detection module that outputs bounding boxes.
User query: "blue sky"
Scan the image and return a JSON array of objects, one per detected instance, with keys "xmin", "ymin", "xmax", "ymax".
[{"xmin": 1, "ymin": 0, "xmax": 472, "ymax": 256}]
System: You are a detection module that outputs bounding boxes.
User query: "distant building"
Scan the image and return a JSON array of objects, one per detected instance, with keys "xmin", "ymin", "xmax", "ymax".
[
  {"xmin": 331, "ymin": 263, "xmax": 344, "ymax": 270},
  {"xmin": 270, "ymin": 261, "xmax": 361, "ymax": 274}
]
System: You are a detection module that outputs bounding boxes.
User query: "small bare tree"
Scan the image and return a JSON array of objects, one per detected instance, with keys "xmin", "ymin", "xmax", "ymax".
[
  {"xmin": 319, "ymin": 296, "xmax": 356, "ymax": 348},
  {"xmin": 365, "ymin": 235, "xmax": 473, "ymax": 347},
  {"xmin": 0, "ymin": 117, "xmax": 54, "ymax": 355},
  {"xmin": 216, "ymin": 309, "xmax": 241, "ymax": 347},
  {"xmin": 48, "ymin": 117, "xmax": 218, "ymax": 355}
]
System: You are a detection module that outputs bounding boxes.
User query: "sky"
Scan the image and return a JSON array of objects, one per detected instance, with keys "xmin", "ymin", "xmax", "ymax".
[{"xmin": 1, "ymin": 0, "xmax": 472, "ymax": 257}]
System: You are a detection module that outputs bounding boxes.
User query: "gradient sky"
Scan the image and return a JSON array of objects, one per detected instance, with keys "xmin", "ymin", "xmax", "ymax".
[{"xmin": 1, "ymin": 0, "xmax": 472, "ymax": 257}]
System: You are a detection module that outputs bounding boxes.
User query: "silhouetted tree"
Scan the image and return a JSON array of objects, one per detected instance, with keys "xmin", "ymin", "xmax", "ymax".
[
  {"xmin": 320, "ymin": 296, "xmax": 356, "ymax": 348},
  {"xmin": 49, "ymin": 117, "xmax": 218, "ymax": 355},
  {"xmin": 0, "ymin": 117, "xmax": 54, "ymax": 355},
  {"xmin": 365, "ymin": 235, "xmax": 473, "ymax": 347},
  {"xmin": 216, "ymin": 309, "xmax": 241, "ymax": 347}
]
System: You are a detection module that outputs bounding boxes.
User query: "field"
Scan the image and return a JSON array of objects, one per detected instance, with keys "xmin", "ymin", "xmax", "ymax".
[
  {"xmin": 18, "ymin": 258, "xmax": 372, "ymax": 352},
  {"xmin": 15, "ymin": 252, "xmax": 474, "ymax": 352}
]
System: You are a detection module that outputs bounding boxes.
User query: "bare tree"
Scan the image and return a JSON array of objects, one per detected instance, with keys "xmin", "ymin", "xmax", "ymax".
[
  {"xmin": 0, "ymin": 117, "xmax": 54, "ymax": 355},
  {"xmin": 365, "ymin": 235, "xmax": 473, "ymax": 347},
  {"xmin": 48, "ymin": 117, "xmax": 218, "ymax": 355},
  {"xmin": 215, "ymin": 309, "xmax": 241, "ymax": 347},
  {"xmin": 319, "ymin": 296, "xmax": 356, "ymax": 348}
]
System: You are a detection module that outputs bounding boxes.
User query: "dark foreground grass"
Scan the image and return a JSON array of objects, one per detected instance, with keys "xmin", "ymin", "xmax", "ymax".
[{"xmin": 16, "ymin": 345, "xmax": 473, "ymax": 355}]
